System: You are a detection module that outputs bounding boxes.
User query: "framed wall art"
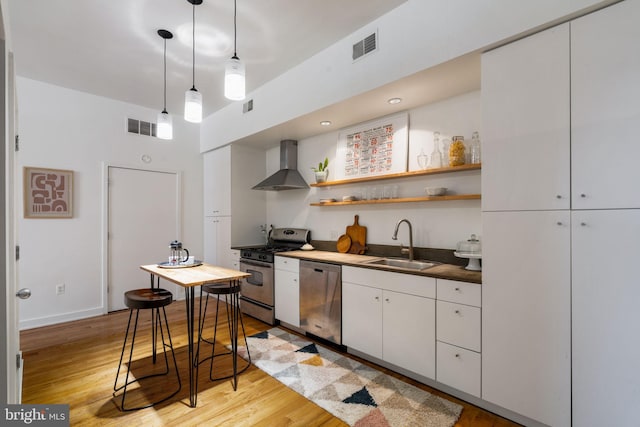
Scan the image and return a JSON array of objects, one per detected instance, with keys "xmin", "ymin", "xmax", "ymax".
[
  {"xmin": 24, "ymin": 167, "xmax": 74, "ymax": 218},
  {"xmin": 333, "ymin": 112, "xmax": 409, "ymax": 180}
]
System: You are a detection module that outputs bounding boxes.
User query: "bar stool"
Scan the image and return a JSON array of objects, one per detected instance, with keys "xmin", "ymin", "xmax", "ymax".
[
  {"xmin": 113, "ymin": 288, "xmax": 181, "ymax": 411},
  {"xmin": 197, "ymin": 282, "xmax": 251, "ymax": 390}
]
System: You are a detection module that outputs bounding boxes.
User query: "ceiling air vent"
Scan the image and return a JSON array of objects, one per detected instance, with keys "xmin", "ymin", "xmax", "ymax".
[
  {"xmin": 352, "ymin": 31, "xmax": 377, "ymax": 61},
  {"xmin": 127, "ymin": 118, "xmax": 156, "ymax": 137}
]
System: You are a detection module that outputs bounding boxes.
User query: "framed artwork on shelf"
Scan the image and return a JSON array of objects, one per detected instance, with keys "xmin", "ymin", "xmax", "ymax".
[
  {"xmin": 23, "ymin": 167, "xmax": 74, "ymax": 218},
  {"xmin": 334, "ymin": 112, "xmax": 409, "ymax": 181}
]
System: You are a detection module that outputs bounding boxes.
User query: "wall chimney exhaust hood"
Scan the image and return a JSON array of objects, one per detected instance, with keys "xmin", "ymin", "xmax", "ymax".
[{"xmin": 252, "ymin": 140, "xmax": 309, "ymax": 191}]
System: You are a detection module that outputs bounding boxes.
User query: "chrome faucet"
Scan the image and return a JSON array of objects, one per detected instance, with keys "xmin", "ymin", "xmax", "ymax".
[{"xmin": 392, "ymin": 219, "xmax": 414, "ymax": 261}]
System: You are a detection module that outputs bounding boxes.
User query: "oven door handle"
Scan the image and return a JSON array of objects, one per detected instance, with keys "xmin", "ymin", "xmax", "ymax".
[
  {"xmin": 244, "ymin": 269, "xmax": 264, "ymax": 287},
  {"xmin": 241, "ymin": 260, "xmax": 273, "ymax": 269}
]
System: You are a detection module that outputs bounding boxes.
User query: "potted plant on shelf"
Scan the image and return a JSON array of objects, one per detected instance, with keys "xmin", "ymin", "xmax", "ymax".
[{"xmin": 311, "ymin": 157, "xmax": 329, "ymax": 183}]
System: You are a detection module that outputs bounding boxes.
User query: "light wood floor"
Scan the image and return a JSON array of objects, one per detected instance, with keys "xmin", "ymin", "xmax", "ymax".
[{"xmin": 21, "ymin": 298, "xmax": 520, "ymax": 426}]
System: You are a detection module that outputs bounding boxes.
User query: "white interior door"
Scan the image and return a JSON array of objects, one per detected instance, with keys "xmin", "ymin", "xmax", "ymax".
[{"xmin": 108, "ymin": 167, "xmax": 179, "ymax": 311}]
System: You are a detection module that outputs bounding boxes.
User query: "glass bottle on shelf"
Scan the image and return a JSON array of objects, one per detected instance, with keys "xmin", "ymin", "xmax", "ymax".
[
  {"xmin": 428, "ymin": 131, "xmax": 442, "ymax": 169},
  {"xmin": 470, "ymin": 131, "xmax": 481, "ymax": 164},
  {"xmin": 417, "ymin": 149, "xmax": 429, "ymax": 170},
  {"xmin": 441, "ymin": 136, "xmax": 451, "ymax": 167},
  {"xmin": 449, "ymin": 135, "xmax": 466, "ymax": 166}
]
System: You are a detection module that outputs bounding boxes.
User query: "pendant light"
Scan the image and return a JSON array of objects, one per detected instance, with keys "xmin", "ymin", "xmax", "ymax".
[
  {"xmin": 224, "ymin": 0, "xmax": 245, "ymax": 101},
  {"xmin": 157, "ymin": 29, "xmax": 173, "ymax": 140},
  {"xmin": 184, "ymin": 0, "xmax": 203, "ymax": 123}
]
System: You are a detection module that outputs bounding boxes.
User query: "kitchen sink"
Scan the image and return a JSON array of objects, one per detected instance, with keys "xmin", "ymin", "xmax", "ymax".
[{"xmin": 363, "ymin": 258, "xmax": 439, "ymax": 271}]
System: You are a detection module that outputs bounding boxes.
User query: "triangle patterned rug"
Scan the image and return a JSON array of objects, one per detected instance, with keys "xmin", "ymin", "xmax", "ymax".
[{"xmin": 236, "ymin": 328, "xmax": 462, "ymax": 427}]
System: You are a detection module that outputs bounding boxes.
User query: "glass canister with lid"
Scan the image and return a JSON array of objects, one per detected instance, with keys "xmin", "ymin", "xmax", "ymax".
[{"xmin": 449, "ymin": 136, "xmax": 466, "ymax": 166}]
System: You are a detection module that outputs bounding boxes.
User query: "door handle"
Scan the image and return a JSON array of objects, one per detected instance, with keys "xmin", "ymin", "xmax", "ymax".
[{"xmin": 16, "ymin": 288, "xmax": 31, "ymax": 299}]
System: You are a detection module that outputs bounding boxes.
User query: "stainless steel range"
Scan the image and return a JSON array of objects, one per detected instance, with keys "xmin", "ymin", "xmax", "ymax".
[{"xmin": 239, "ymin": 228, "xmax": 310, "ymax": 325}]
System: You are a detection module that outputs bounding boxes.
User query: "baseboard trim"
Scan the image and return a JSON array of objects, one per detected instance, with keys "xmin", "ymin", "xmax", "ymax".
[{"xmin": 19, "ymin": 307, "xmax": 105, "ymax": 330}]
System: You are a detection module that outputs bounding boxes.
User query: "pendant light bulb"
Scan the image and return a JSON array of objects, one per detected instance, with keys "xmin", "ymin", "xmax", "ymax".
[
  {"xmin": 185, "ymin": 0, "xmax": 203, "ymax": 123},
  {"xmin": 157, "ymin": 29, "xmax": 173, "ymax": 140},
  {"xmin": 184, "ymin": 88, "xmax": 202, "ymax": 123},
  {"xmin": 157, "ymin": 110, "xmax": 173, "ymax": 140},
  {"xmin": 224, "ymin": 56, "xmax": 245, "ymax": 101},
  {"xmin": 225, "ymin": 0, "xmax": 245, "ymax": 101}
]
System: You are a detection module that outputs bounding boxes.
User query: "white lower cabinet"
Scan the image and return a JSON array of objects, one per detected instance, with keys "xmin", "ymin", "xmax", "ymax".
[
  {"xmin": 482, "ymin": 211, "xmax": 570, "ymax": 427},
  {"xmin": 436, "ymin": 341, "xmax": 481, "ymax": 397},
  {"xmin": 342, "ymin": 266, "xmax": 436, "ymax": 379},
  {"xmin": 436, "ymin": 278, "xmax": 482, "ymax": 397},
  {"xmin": 572, "ymin": 209, "xmax": 640, "ymax": 427},
  {"xmin": 274, "ymin": 257, "xmax": 300, "ymax": 327},
  {"xmin": 204, "ymin": 216, "xmax": 232, "ymax": 268}
]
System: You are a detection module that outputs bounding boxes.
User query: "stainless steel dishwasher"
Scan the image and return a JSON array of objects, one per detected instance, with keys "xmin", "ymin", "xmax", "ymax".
[{"xmin": 299, "ymin": 260, "xmax": 342, "ymax": 345}]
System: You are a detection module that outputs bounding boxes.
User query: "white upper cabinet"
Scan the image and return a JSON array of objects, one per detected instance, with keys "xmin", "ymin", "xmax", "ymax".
[
  {"xmin": 203, "ymin": 145, "xmax": 231, "ymax": 217},
  {"xmin": 481, "ymin": 24, "xmax": 570, "ymax": 212},
  {"xmin": 571, "ymin": 0, "xmax": 640, "ymax": 210}
]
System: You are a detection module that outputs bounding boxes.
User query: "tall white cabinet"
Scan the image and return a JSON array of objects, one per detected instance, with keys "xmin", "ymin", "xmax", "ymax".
[
  {"xmin": 482, "ymin": 23, "xmax": 571, "ymax": 427},
  {"xmin": 482, "ymin": 1, "xmax": 640, "ymax": 425},
  {"xmin": 203, "ymin": 144, "xmax": 266, "ymax": 268},
  {"xmin": 570, "ymin": 2, "xmax": 640, "ymax": 426}
]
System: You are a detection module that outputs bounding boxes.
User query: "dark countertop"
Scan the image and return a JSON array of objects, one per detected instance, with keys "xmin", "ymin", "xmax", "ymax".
[{"xmin": 276, "ymin": 250, "xmax": 482, "ymax": 284}]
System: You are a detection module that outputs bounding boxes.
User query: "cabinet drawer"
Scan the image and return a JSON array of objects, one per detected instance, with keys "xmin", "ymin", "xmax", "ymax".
[
  {"xmin": 274, "ymin": 256, "xmax": 299, "ymax": 273},
  {"xmin": 342, "ymin": 266, "xmax": 435, "ymax": 298},
  {"xmin": 437, "ymin": 279, "xmax": 481, "ymax": 307},
  {"xmin": 436, "ymin": 300, "xmax": 481, "ymax": 352},
  {"xmin": 436, "ymin": 341, "xmax": 481, "ymax": 397}
]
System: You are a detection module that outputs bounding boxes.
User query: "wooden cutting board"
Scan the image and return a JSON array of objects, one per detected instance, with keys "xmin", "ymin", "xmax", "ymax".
[
  {"xmin": 346, "ymin": 215, "xmax": 367, "ymax": 254},
  {"xmin": 336, "ymin": 234, "xmax": 351, "ymax": 253}
]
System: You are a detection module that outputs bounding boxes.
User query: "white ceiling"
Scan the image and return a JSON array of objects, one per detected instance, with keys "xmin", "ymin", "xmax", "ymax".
[{"xmin": 6, "ymin": 0, "xmax": 409, "ymax": 118}]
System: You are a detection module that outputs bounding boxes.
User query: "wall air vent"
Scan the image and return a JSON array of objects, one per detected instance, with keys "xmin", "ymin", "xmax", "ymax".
[
  {"xmin": 352, "ymin": 31, "xmax": 378, "ymax": 61},
  {"xmin": 243, "ymin": 99, "xmax": 254, "ymax": 113},
  {"xmin": 127, "ymin": 118, "xmax": 157, "ymax": 137}
]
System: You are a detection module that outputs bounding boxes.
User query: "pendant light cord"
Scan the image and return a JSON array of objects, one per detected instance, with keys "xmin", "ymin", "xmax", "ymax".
[
  {"xmin": 163, "ymin": 37, "xmax": 168, "ymax": 112},
  {"xmin": 191, "ymin": 2, "xmax": 196, "ymax": 90},
  {"xmin": 233, "ymin": 0, "xmax": 238, "ymax": 59}
]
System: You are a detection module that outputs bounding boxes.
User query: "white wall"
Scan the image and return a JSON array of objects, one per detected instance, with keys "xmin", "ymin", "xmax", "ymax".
[
  {"xmin": 202, "ymin": 0, "xmax": 613, "ymax": 151},
  {"xmin": 265, "ymin": 91, "xmax": 481, "ymax": 250},
  {"xmin": 16, "ymin": 77, "xmax": 202, "ymax": 329}
]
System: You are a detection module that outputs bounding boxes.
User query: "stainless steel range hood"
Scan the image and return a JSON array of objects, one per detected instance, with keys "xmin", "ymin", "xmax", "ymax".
[{"xmin": 252, "ymin": 140, "xmax": 309, "ymax": 191}]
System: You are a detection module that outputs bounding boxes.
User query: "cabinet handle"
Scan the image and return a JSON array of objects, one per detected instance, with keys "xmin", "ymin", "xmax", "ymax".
[
  {"xmin": 580, "ymin": 222, "xmax": 587, "ymax": 227},
  {"xmin": 375, "ymin": 296, "xmax": 379, "ymax": 301},
  {"xmin": 385, "ymin": 298, "xmax": 390, "ymax": 303},
  {"xmin": 455, "ymin": 310, "xmax": 460, "ymax": 314},
  {"xmin": 293, "ymin": 279, "xmax": 297, "ymax": 282},
  {"xmin": 556, "ymin": 195, "xmax": 562, "ymax": 199},
  {"xmin": 455, "ymin": 354, "xmax": 460, "ymax": 358},
  {"xmin": 557, "ymin": 221, "xmax": 563, "ymax": 226},
  {"xmin": 580, "ymin": 194, "xmax": 586, "ymax": 198},
  {"xmin": 454, "ymin": 287, "xmax": 461, "ymax": 292}
]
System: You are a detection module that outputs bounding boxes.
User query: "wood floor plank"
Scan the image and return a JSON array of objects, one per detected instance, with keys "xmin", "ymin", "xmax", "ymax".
[{"xmin": 21, "ymin": 298, "xmax": 520, "ymax": 426}]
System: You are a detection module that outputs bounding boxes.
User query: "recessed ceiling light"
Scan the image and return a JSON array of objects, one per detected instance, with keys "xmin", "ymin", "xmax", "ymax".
[
  {"xmin": 388, "ymin": 97, "xmax": 402, "ymax": 105},
  {"xmin": 320, "ymin": 120, "xmax": 332, "ymax": 126}
]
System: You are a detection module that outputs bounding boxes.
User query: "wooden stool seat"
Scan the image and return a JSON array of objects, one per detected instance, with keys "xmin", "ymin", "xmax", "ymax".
[
  {"xmin": 124, "ymin": 288, "xmax": 173, "ymax": 309},
  {"xmin": 202, "ymin": 283, "xmax": 241, "ymax": 295}
]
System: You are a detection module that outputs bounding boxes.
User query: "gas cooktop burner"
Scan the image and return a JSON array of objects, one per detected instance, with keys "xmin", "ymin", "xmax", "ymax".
[{"xmin": 240, "ymin": 227, "xmax": 310, "ymax": 263}]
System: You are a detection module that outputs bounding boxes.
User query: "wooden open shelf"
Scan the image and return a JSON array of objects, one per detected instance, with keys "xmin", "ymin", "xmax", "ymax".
[
  {"xmin": 310, "ymin": 194, "xmax": 481, "ymax": 206},
  {"xmin": 310, "ymin": 163, "xmax": 481, "ymax": 187}
]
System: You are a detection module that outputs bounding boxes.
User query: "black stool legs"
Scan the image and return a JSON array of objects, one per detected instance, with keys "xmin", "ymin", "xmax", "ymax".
[
  {"xmin": 197, "ymin": 283, "xmax": 251, "ymax": 390},
  {"xmin": 113, "ymin": 288, "xmax": 181, "ymax": 411}
]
